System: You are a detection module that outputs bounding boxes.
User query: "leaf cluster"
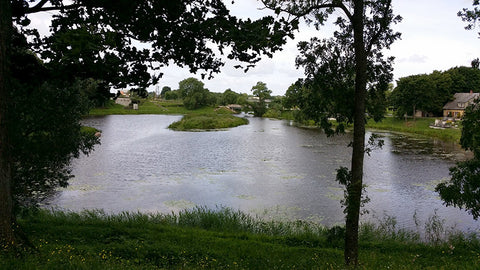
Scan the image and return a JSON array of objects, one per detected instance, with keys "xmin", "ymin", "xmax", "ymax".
[
  {"xmin": 8, "ymin": 29, "xmax": 100, "ymax": 209},
  {"xmin": 277, "ymin": 1, "xmax": 400, "ymax": 135},
  {"xmin": 177, "ymin": 77, "xmax": 216, "ymax": 110},
  {"xmin": 436, "ymin": 100, "xmax": 480, "ymax": 219},
  {"xmin": 14, "ymin": 0, "xmax": 296, "ymax": 94},
  {"xmin": 458, "ymin": 0, "xmax": 480, "ymax": 36},
  {"xmin": 250, "ymin": 81, "xmax": 272, "ymax": 117},
  {"xmin": 336, "ymin": 167, "xmax": 370, "ymax": 215}
]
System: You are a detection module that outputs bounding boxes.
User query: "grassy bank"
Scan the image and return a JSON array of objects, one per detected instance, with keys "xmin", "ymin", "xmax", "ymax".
[
  {"xmin": 90, "ymin": 102, "xmax": 463, "ymax": 144},
  {"xmin": 367, "ymin": 117, "xmax": 462, "ymax": 143},
  {"xmin": 168, "ymin": 113, "xmax": 248, "ymax": 131},
  {"xmin": 89, "ymin": 100, "xmax": 215, "ymax": 116},
  {"xmin": 2, "ymin": 208, "xmax": 480, "ymax": 269}
]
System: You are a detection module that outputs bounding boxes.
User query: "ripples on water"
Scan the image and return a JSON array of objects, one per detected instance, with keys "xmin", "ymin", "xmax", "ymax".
[{"xmin": 47, "ymin": 115, "xmax": 479, "ymax": 232}]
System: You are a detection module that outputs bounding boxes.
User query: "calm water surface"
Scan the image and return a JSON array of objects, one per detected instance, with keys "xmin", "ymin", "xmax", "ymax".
[{"xmin": 47, "ymin": 115, "xmax": 479, "ymax": 232}]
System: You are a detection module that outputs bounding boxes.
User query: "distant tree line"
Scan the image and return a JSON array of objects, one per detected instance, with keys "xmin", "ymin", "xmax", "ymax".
[
  {"xmin": 157, "ymin": 77, "xmax": 248, "ymax": 109},
  {"xmin": 154, "ymin": 78, "xmax": 283, "ymax": 116},
  {"xmin": 282, "ymin": 65, "xmax": 480, "ymax": 123},
  {"xmin": 389, "ymin": 66, "xmax": 480, "ymax": 118}
]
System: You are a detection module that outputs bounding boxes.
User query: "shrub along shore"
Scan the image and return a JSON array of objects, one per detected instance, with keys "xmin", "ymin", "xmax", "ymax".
[{"xmin": 2, "ymin": 208, "xmax": 479, "ymax": 269}]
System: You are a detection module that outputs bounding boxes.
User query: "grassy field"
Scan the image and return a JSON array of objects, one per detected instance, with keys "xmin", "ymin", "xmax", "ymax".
[
  {"xmin": 2, "ymin": 208, "xmax": 479, "ymax": 269},
  {"xmin": 366, "ymin": 117, "xmax": 462, "ymax": 143}
]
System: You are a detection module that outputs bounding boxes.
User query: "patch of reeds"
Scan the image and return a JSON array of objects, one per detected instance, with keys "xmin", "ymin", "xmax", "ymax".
[{"xmin": 3, "ymin": 207, "xmax": 480, "ymax": 269}]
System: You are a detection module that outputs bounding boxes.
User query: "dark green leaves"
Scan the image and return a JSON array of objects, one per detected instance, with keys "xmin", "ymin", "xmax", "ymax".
[{"xmin": 436, "ymin": 101, "xmax": 480, "ymax": 219}]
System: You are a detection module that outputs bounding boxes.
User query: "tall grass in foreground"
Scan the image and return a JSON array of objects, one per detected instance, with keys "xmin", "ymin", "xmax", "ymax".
[{"xmin": 3, "ymin": 207, "xmax": 480, "ymax": 269}]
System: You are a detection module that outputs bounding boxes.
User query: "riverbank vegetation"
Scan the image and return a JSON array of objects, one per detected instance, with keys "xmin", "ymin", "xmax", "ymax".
[
  {"xmin": 2, "ymin": 208, "xmax": 479, "ymax": 269},
  {"xmin": 168, "ymin": 113, "xmax": 248, "ymax": 131},
  {"xmin": 89, "ymin": 100, "xmax": 216, "ymax": 116},
  {"xmin": 90, "ymin": 99, "xmax": 462, "ymax": 143},
  {"xmin": 366, "ymin": 117, "xmax": 462, "ymax": 143}
]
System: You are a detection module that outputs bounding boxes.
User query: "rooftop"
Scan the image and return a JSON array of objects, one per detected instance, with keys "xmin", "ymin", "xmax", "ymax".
[{"xmin": 443, "ymin": 92, "xmax": 479, "ymax": 110}]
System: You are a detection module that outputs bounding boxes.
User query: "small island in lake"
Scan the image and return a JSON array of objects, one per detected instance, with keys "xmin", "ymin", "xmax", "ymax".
[{"xmin": 168, "ymin": 113, "xmax": 248, "ymax": 131}]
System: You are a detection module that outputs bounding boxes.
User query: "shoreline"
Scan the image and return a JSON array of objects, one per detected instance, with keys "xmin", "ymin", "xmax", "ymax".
[{"xmin": 89, "ymin": 103, "xmax": 462, "ymax": 144}]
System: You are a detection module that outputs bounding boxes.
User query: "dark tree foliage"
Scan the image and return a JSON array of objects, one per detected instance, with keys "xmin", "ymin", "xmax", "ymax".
[
  {"xmin": 164, "ymin": 90, "xmax": 180, "ymax": 101},
  {"xmin": 291, "ymin": 33, "xmax": 393, "ymax": 134},
  {"xmin": 459, "ymin": 0, "xmax": 480, "ymax": 37},
  {"xmin": 221, "ymin": 89, "xmax": 240, "ymax": 105},
  {"xmin": 130, "ymin": 87, "xmax": 148, "ymax": 99},
  {"xmin": 436, "ymin": 101, "xmax": 480, "ymax": 219},
  {"xmin": 390, "ymin": 67, "xmax": 480, "ymax": 117},
  {"xmin": 390, "ymin": 74, "xmax": 436, "ymax": 118},
  {"xmin": 160, "ymin": 86, "xmax": 172, "ymax": 99},
  {"xmin": 250, "ymin": 81, "xmax": 272, "ymax": 117},
  {"xmin": 445, "ymin": 66, "xmax": 480, "ymax": 93},
  {"xmin": 9, "ymin": 29, "xmax": 99, "ymax": 209},
  {"xmin": 15, "ymin": 0, "xmax": 295, "ymax": 98},
  {"xmin": 178, "ymin": 77, "xmax": 214, "ymax": 110},
  {"xmin": 434, "ymin": 0, "xmax": 480, "ymax": 222},
  {"xmin": 1, "ymin": 0, "xmax": 296, "ymax": 245},
  {"xmin": 472, "ymin": 58, "xmax": 480, "ymax": 69},
  {"xmin": 261, "ymin": 0, "xmax": 401, "ymax": 265}
]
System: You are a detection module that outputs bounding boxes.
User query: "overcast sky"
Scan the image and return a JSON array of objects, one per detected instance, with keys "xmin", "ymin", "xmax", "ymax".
[
  {"xmin": 155, "ymin": 0, "xmax": 480, "ymax": 96},
  {"xmin": 30, "ymin": 0, "xmax": 480, "ymax": 96}
]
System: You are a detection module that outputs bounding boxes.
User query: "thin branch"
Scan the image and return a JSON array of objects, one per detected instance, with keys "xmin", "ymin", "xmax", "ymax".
[
  {"xmin": 25, "ymin": 3, "xmax": 79, "ymax": 14},
  {"xmin": 29, "ymin": 0, "xmax": 49, "ymax": 12},
  {"xmin": 261, "ymin": 1, "xmax": 353, "ymax": 21}
]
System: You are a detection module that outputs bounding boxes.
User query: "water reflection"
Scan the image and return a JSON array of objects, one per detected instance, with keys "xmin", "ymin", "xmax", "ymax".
[{"xmin": 47, "ymin": 115, "xmax": 478, "ymax": 232}]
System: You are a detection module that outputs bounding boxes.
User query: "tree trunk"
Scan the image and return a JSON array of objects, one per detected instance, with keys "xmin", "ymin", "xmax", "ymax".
[
  {"xmin": 344, "ymin": 0, "xmax": 367, "ymax": 266},
  {"xmin": 413, "ymin": 104, "xmax": 416, "ymax": 122},
  {"xmin": 0, "ymin": 0, "xmax": 14, "ymax": 247}
]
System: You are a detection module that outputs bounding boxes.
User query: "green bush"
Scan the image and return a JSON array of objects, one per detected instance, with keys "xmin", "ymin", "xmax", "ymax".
[{"xmin": 168, "ymin": 113, "xmax": 248, "ymax": 131}]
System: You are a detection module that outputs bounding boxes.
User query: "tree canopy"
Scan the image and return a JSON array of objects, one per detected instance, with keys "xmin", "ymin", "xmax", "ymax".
[
  {"xmin": 261, "ymin": 0, "xmax": 401, "ymax": 265},
  {"xmin": 250, "ymin": 81, "xmax": 272, "ymax": 117},
  {"xmin": 285, "ymin": 29, "xmax": 393, "ymax": 133},
  {"xmin": 434, "ymin": 0, "xmax": 480, "ymax": 226},
  {"xmin": 1, "ymin": 0, "xmax": 297, "ymax": 246},
  {"xmin": 13, "ymin": 0, "xmax": 296, "ymax": 105},
  {"xmin": 436, "ymin": 101, "xmax": 480, "ymax": 219},
  {"xmin": 178, "ymin": 77, "xmax": 215, "ymax": 110},
  {"xmin": 390, "ymin": 67, "xmax": 480, "ymax": 117},
  {"xmin": 7, "ymin": 29, "xmax": 99, "ymax": 209}
]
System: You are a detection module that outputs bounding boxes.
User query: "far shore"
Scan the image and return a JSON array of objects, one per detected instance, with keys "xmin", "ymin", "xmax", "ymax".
[{"xmin": 89, "ymin": 100, "xmax": 462, "ymax": 144}]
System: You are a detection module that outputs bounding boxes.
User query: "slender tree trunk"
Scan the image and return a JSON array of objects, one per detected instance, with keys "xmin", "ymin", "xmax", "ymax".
[
  {"xmin": 0, "ymin": 0, "xmax": 14, "ymax": 247},
  {"xmin": 344, "ymin": 0, "xmax": 367, "ymax": 266},
  {"xmin": 413, "ymin": 104, "xmax": 416, "ymax": 122}
]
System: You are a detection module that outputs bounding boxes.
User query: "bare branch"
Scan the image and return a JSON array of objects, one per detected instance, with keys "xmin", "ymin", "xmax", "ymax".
[
  {"xmin": 261, "ymin": 0, "xmax": 352, "ymax": 21},
  {"xmin": 25, "ymin": 1, "xmax": 79, "ymax": 15},
  {"xmin": 29, "ymin": 0, "xmax": 49, "ymax": 12}
]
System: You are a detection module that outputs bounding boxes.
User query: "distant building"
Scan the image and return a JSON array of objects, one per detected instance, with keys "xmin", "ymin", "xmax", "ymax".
[
  {"xmin": 227, "ymin": 104, "xmax": 243, "ymax": 112},
  {"xmin": 443, "ymin": 91, "xmax": 479, "ymax": 118},
  {"xmin": 115, "ymin": 97, "xmax": 132, "ymax": 107}
]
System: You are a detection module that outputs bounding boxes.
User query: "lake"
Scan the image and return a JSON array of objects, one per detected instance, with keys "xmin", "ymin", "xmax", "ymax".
[{"xmin": 46, "ymin": 114, "xmax": 479, "ymax": 232}]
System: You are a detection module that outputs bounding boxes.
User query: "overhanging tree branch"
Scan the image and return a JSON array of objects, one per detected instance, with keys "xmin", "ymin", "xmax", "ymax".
[
  {"xmin": 26, "ymin": 4, "xmax": 80, "ymax": 14},
  {"xmin": 261, "ymin": 1, "xmax": 353, "ymax": 21}
]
